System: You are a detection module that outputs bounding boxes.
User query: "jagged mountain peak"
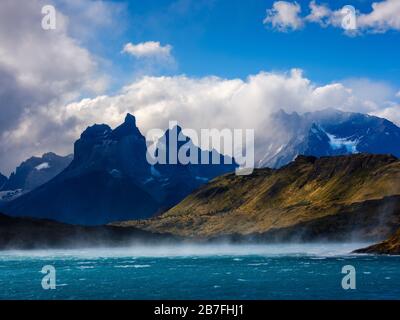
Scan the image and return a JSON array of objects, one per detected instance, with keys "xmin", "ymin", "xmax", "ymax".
[
  {"xmin": 153, "ymin": 124, "xmax": 191, "ymax": 163},
  {"xmin": 274, "ymin": 108, "xmax": 299, "ymax": 116},
  {"xmin": 163, "ymin": 124, "xmax": 185, "ymax": 136},
  {"xmin": 0, "ymin": 152, "xmax": 73, "ymax": 193},
  {"xmin": 2, "ymin": 115, "xmax": 238, "ymax": 225},
  {"xmin": 80, "ymin": 124, "xmax": 112, "ymax": 140},
  {"xmin": 41, "ymin": 152, "xmax": 58, "ymax": 158},
  {"xmin": 112, "ymin": 113, "xmax": 143, "ymax": 139},
  {"xmin": 161, "ymin": 124, "xmax": 189, "ymax": 144},
  {"xmin": 71, "ymin": 115, "xmax": 149, "ymax": 177},
  {"xmin": 78, "ymin": 114, "xmax": 144, "ymax": 144},
  {"xmin": 260, "ymin": 108, "xmax": 400, "ymax": 168},
  {"xmin": 125, "ymin": 112, "xmax": 136, "ymax": 123}
]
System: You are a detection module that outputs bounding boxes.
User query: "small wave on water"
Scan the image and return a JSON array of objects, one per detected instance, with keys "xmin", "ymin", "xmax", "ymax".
[{"xmin": 114, "ymin": 264, "xmax": 151, "ymax": 268}]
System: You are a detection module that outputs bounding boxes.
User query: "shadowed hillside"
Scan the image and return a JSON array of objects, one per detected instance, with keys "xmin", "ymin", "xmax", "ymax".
[{"xmin": 0, "ymin": 212, "xmax": 176, "ymax": 250}]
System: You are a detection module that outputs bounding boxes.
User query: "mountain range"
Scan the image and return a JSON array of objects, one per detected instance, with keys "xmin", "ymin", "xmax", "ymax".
[
  {"xmin": 0, "ymin": 152, "xmax": 72, "ymax": 203},
  {"xmin": 1, "ymin": 114, "xmax": 236, "ymax": 225},
  {"xmin": 1, "ymin": 108, "xmax": 400, "ymax": 228},
  {"xmin": 259, "ymin": 109, "xmax": 400, "ymax": 168},
  {"xmin": 1, "ymin": 153, "xmax": 400, "ymax": 251}
]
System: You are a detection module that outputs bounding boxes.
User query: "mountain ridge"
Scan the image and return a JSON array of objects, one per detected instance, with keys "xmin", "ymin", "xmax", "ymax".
[
  {"xmin": 116, "ymin": 153, "xmax": 400, "ymax": 241},
  {"xmin": 1, "ymin": 152, "xmax": 73, "ymax": 192},
  {"xmin": 259, "ymin": 109, "xmax": 400, "ymax": 168},
  {"xmin": 2, "ymin": 114, "xmax": 237, "ymax": 225}
]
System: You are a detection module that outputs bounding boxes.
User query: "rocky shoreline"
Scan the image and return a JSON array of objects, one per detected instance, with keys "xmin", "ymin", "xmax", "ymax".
[{"xmin": 353, "ymin": 228, "xmax": 400, "ymax": 255}]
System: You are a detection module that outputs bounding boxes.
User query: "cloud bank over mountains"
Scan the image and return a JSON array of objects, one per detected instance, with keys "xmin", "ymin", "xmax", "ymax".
[
  {"xmin": 0, "ymin": 0, "xmax": 399, "ymax": 175},
  {"xmin": 6, "ymin": 69, "xmax": 395, "ymax": 175}
]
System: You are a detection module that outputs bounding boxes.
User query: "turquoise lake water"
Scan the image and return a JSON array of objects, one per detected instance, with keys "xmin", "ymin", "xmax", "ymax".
[{"xmin": 0, "ymin": 243, "xmax": 399, "ymax": 300}]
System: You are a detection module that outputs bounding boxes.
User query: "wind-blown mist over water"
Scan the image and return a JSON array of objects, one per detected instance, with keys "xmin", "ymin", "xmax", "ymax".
[
  {"xmin": 1, "ymin": 243, "xmax": 399, "ymax": 300},
  {"xmin": 0, "ymin": 242, "xmax": 370, "ymax": 258}
]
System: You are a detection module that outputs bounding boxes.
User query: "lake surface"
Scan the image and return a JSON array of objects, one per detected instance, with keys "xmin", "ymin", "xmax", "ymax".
[{"xmin": 0, "ymin": 243, "xmax": 399, "ymax": 300}]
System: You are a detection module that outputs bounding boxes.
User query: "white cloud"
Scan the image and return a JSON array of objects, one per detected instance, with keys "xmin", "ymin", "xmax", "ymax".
[
  {"xmin": 342, "ymin": 78, "xmax": 397, "ymax": 110},
  {"xmin": 0, "ymin": 0, "xmax": 113, "ymax": 174},
  {"xmin": 358, "ymin": 0, "xmax": 400, "ymax": 33},
  {"xmin": 265, "ymin": 0, "xmax": 400, "ymax": 34},
  {"xmin": 4, "ymin": 69, "xmax": 397, "ymax": 174},
  {"xmin": 121, "ymin": 41, "xmax": 176, "ymax": 76},
  {"xmin": 122, "ymin": 41, "xmax": 173, "ymax": 59},
  {"xmin": 55, "ymin": 0, "xmax": 126, "ymax": 41},
  {"xmin": 305, "ymin": 1, "xmax": 342, "ymax": 28},
  {"xmin": 373, "ymin": 105, "xmax": 400, "ymax": 125},
  {"xmin": 263, "ymin": 1, "xmax": 303, "ymax": 31},
  {"xmin": 306, "ymin": 1, "xmax": 330, "ymax": 25}
]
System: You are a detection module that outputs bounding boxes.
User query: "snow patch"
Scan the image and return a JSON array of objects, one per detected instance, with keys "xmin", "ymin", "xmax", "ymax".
[
  {"xmin": 325, "ymin": 132, "xmax": 358, "ymax": 153},
  {"xmin": 35, "ymin": 162, "xmax": 50, "ymax": 171},
  {"xmin": 258, "ymin": 144, "xmax": 285, "ymax": 166}
]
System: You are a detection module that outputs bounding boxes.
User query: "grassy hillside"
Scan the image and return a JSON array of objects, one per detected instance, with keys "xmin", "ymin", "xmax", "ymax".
[{"xmin": 115, "ymin": 154, "xmax": 400, "ymax": 241}]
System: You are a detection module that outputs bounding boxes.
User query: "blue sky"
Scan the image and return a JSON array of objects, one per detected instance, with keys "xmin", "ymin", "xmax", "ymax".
[
  {"xmin": 81, "ymin": 0, "xmax": 400, "ymax": 90},
  {"xmin": 1, "ymin": 0, "xmax": 400, "ymax": 173}
]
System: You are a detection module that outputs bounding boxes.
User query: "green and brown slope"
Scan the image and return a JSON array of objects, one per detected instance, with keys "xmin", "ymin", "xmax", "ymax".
[{"xmin": 114, "ymin": 154, "xmax": 400, "ymax": 241}]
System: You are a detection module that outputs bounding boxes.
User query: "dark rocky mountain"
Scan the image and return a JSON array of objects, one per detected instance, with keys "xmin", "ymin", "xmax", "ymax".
[
  {"xmin": 117, "ymin": 154, "xmax": 400, "ymax": 242},
  {"xmin": 2, "ymin": 114, "xmax": 237, "ymax": 225},
  {"xmin": 0, "ymin": 152, "xmax": 73, "ymax": 192},
  {"xmin": 259, "ymin": 109, "xmax": 400, "ymax": 168},
  {"xmin": 150, "ymin": 125, "xmax": 237, "ymax": 208},
  {"xmin": 0, "ymin": 172, "xmax": 6, "ymax": 190}
]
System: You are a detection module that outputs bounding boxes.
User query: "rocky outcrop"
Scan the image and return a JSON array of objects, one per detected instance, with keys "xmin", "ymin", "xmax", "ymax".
[{"xmin": 354, "ymin": 228, "xmax": 400, "ymax": 255}]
